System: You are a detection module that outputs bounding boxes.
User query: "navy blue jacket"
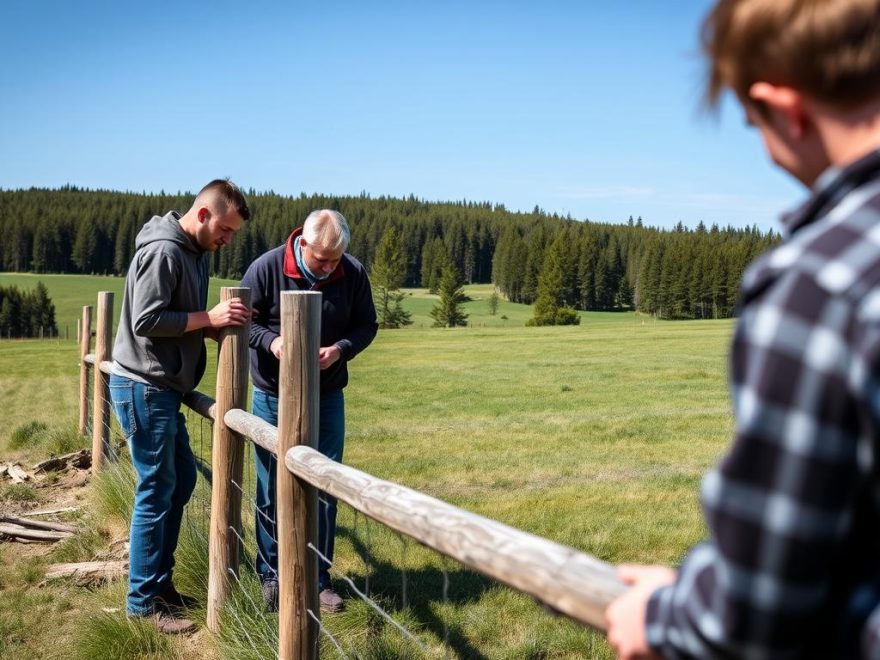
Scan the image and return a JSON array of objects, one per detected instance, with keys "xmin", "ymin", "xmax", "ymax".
[{"xmin": 241, "ymin": 228, "xmax": 378, "ymax": 395}]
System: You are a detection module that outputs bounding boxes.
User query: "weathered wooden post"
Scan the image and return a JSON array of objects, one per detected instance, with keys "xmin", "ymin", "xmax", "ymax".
[
  {"xmin": 278, "ymin": 291, "xmax": 321, "ymax": 660},
  {"xmin": 91, "ymin": 292, "xmax": 113, "ymax": 473},
  {"xmin": 78, "ymin": 306, "xmax": 93, "ymax": 436},
  {"xmin": 207, "ymin": 287, "xmax": 251, "ymax": 631}
]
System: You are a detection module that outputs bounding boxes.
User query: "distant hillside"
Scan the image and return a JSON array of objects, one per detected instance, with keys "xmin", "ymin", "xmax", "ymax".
[{"xmin": 0, "ymin": 186, "xmax": 778, "ymax": 318}]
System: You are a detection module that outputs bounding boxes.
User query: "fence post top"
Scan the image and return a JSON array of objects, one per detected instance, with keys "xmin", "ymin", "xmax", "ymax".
[{"xmin": 281, "ymin": 290, "xmax": 322, "ymax": 298}]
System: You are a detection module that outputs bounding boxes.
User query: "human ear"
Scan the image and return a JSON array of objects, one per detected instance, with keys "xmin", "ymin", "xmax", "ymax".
[{"xmin": 749, "ymin": 82, "xmax": 809, "ymax": 138}]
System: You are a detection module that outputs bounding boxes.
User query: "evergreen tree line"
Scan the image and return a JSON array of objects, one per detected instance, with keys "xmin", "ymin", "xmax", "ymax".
[
  {"xmin": 0, "ymin": 282, "xmax": 57, "ymax": 338},
  {"xmin": 0, "ymin": 187, "xmax": 779, "ymax": 319}
]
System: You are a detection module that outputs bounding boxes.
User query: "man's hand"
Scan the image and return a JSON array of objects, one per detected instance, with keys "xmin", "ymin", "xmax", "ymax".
[
  {"xmin": 270, "ymin": 336, "xmax": 283, "ymax": 360},
  {"xmin": 186, "ymin": 298, "xmax": 251, "ymax": 334},
  {"xmin": 605, "ymin": 564, "xmax": 676, "ymax": 660},
  {"xmin": 318, "ymin": 345, "xmax": 342, "ymax": 370},
  {"xmin": 207, "ymin": 297, "xmax": 251, "ymax": 328}
]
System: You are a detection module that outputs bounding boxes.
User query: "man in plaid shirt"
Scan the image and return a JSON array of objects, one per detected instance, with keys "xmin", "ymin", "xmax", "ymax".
[{"xmin": 605, "ymin": 1, "xmax": 880, "ymax": 658}]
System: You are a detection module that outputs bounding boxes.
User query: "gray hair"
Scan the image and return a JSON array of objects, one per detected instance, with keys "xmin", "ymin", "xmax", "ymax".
[{"xmin": 302, "ymin": 210, "xmax": 350, "ymax": 252}]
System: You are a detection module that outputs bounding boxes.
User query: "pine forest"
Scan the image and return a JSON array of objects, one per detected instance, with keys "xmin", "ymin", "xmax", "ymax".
[{"xmin": 0, "ymin": 186, "xmax": 780, "ymax": 320}]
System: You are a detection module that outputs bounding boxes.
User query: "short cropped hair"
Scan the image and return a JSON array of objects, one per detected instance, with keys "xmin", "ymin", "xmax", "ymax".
[
  {"xmin": 702, "ymin": 0, "xmax": 880, "ymax": 110},
  {"xmin": 302, "ymin": 210, "xmax": 350, "ymax": 252},
  {"xmin": 197, "ymin": 178, "xmax": 251, "ymax": 221}
]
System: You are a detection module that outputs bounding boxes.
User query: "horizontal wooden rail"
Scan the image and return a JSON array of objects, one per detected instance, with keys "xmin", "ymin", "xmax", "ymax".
[
  {"xmin": 83, "ymin": 354, "xmax": 112, "ymax": 375},
  {"xmin": 83, "ymin": 355, "xmax": 217, "ymax": 422},
  {"xmin": 284, "ymin": 445, "xmax": 626, "ymax": 630},
  {"xmin": 225, "ymin": 408, "xmax": 278, "ymax": 454}
]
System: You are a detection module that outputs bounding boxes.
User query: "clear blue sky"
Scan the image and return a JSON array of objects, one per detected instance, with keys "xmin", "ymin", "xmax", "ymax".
[{"xmin": 0, "ymin": 0, "xmax": 804, "ymax": 231}]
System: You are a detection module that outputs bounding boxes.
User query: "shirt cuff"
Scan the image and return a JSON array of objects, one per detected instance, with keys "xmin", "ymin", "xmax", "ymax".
[
  {"xmin": 260, "ymin": 331, "xmax": 280, "ymax": 354},
  {"xmin": 645, "ymin": 584, "xmax": 673, "ymax": 654},
  {"xmin": 335, "ymin": 340, "xmax": 351, "ymax": 360}
]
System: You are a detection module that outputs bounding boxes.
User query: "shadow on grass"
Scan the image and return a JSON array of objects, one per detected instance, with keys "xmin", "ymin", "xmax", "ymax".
[{"xmin": 336, "ymin": 524, "xmax": 493, "ymax": 659}]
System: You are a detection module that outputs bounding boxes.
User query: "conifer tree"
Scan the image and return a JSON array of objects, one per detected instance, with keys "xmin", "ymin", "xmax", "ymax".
[
  {"xmin": 430, "ymin": 263, "xmax": 468, "ymax": 327},
  {"xmin": 72, "ymin": 221, "xmax": 97, "ymax": 273},
  {"xmin": 528, "ymin": 234, "xmax": 581, "ymax": 326},
  {"xmin": 0, "ymin": 297, "xmax": 14, "ymax": 338},
  {"xmin": 113, "ymin": 215, "xmax": 136, "ymax": 275},
  {"xmin": 521, "ymin": 228, "xmax": 546, "ymax": 304},
  {"xmin": 372, "ymin": 227, "xmax": 412, "ymax": 329},
  {"xmin": 31, "ymin": 219, "xmax": 58, "ymax": 273},
  {"xmin": 33, "ymin": 281, "xmax": 57, "ymax": 335},
  {"xmin": 420, "ymin": 237, "xmax": 447, "ymax": 293},
  {"xmin": 487, "ymin": 290, "xmax": 500, "ymax": 316}
]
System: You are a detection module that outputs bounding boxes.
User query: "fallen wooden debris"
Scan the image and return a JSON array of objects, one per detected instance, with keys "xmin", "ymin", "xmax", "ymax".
[
  {"xmin": 60, "ymin": 469, "xmax": 90, "ymax": 488},
  {"xmin": 33, "ymin": 449, "xmax": 91, "ymax": 474},
  {"xmin": 0, "ymin": 515, "xmax": 77, "ymax": 534},
  {"xmin": 43, "ymin": 560, "xmax": 128, "ymax": 585},
  {"xmin": 4, "ymin": 463, "xmax": 30, "ymax": 483},
  {"xmin": 108, "ymin": 538, "xmax": 129, "ymax": 556},
  {"xmin": 21, "ymin": 506, "xmax": 79, "ymax": 517},
  {"xmin": 0, "ymin": 523, "xmax": 71, "ymax": 542},
  {"xmin": 94, "ymin": 538, "xmax": 130, "ymax": 561}
]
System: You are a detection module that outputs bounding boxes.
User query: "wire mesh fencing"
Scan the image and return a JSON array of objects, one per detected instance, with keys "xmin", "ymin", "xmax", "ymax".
[
  {"xmin": 74, "ymin": 286, "xmax": 621, "ymax": 658},
  {"xmin": 80, "ymin": 381, "xmax": 615, "ymax": 657}
]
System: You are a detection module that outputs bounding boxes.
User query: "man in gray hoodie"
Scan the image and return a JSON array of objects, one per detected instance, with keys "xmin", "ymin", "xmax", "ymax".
[{"xmin": 110, "ymin": 179, "xmax": 251, "ymax": 634}]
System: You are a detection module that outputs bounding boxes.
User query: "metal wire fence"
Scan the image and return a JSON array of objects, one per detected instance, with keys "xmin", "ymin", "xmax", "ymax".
[{"xmin": 77, "ymin": 291, "xmax": 623, "ymax": 659}]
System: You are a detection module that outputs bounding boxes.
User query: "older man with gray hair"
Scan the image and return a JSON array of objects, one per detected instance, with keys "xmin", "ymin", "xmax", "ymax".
[{"xmin": 241, "ymin": 209, "xmax": 378, "ymax": 613}]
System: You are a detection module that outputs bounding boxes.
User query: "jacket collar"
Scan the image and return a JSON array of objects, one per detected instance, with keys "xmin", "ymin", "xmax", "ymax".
[
  {"xmin": 781, "ymin": 148, "xmax": 880, "ymax": 236},
  {"xmin": 283, "ymin": 227, "xmax": 346, "ymax": 286}
]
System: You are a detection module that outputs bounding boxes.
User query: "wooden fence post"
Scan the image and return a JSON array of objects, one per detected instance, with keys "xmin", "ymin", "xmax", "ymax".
[
  {"xmin": 78, "ymin": 306, "xmax": 93, "ymax": 436},
  {"xmin": 277, "ymin": 291, "xmax": 321, "ymax": 660},
  {"xmin": 207, "ymin": 287, "xmax": 252, "ymax": 631},
  {"xmin": 91, "ymin": 292, "xmax": 113, "ymax": 473}
]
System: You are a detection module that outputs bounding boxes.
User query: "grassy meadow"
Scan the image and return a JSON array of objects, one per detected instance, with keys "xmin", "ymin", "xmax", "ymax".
[{"xmin": 0, "ymin": 273, "xmax": 736, "ymax": 658}]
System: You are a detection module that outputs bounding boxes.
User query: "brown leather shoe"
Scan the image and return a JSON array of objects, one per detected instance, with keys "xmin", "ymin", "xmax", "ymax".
[
  {"xmin": 128, "ymin": 609, "xmax": 196, "ymax": 635},
  {"xmin": 152, "ymin": 609, "xmax": 196, "ymax": 634},
  {"xmin": 319, "ymin": 588, "xmax": 344, "ymax": 613}
]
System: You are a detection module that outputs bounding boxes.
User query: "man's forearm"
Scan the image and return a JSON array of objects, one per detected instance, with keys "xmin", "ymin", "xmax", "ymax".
[{"xmin": 185, "ymin": 311, "xmax": 211, "ymax": 333}]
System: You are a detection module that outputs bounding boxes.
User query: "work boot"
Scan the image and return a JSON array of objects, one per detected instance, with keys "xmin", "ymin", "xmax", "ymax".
[
  {"xmin": 261, "ymin": 578, "xmax": 279, "ymax": 613},
  {"xmin": 128, "ymin": 608, "xmax": 196, "ymax": 635},
  {"xmin": 151, "ymin": 609, "xmax": 196, "ymax": 634},
  {"xmin": 319, "ymin": 588, "xmax": 344, "ymax": 613},
  {"xmin": 156, "ymin": 583, "xmax": 199, "ymax": 612}
]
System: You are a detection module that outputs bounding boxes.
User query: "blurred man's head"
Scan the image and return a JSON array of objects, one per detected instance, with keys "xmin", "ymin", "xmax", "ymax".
[
  {"xmin": 702, "ymin": 0, "xmax": 880, "ymax": 185},
  {"xmin": 702, "ymin": 0, "xmax": 880, "ymax": 111}
]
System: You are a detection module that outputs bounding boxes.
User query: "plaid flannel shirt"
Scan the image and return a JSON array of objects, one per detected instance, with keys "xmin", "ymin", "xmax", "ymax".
[{"xmin": 645, "ymin": 149, "xmax": 880, "ymax": 659}]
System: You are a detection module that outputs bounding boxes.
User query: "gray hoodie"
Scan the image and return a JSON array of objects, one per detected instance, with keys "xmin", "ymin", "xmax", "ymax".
[{"xmin": 112, "ymin": 211, "xmax": 209, "ymax": 393}]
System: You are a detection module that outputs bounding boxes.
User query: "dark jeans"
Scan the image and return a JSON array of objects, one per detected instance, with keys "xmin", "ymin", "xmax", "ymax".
[
  {"xmin": 252, "ymin": 387, "xmax": 344, "ymax": 590},
  {"xmin": 109, "ymin": 373, "xmax": 197, "ymax": 616}
]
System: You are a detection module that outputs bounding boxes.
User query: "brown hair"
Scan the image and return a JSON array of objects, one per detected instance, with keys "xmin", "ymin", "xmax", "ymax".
[
  {"xmin": 702, "ymin": 0, "xmax": 880, "ymax": 110},
  {"xmin": 197, "ymin": 178, "xmax": 251, "ymax": 221}
]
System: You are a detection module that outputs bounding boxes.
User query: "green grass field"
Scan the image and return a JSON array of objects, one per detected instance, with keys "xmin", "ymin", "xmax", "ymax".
[{"xmin": 0, "ymin": 274, "xmax": 736, "ymax": 658}]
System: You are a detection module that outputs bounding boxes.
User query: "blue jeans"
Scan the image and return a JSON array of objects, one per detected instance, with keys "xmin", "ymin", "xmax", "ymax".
[
  {"xmin": 252, "ymin": 387, "xmax": 344, "ymax": 590},
  {"xmin": 109, "ymin": 373, "xmax": 197, "ymax": 616}
]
